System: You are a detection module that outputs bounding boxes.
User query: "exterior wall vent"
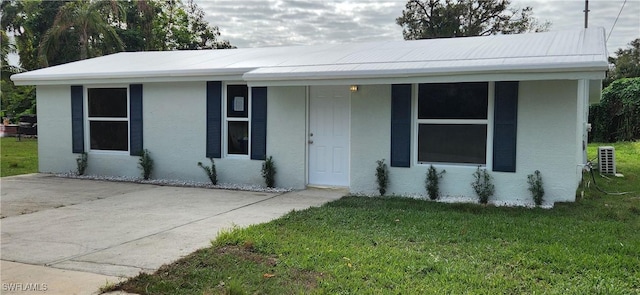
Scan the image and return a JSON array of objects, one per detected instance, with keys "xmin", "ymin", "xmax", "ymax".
[{"xmin": 598, "ymin": 146, "xmax": 616, "ymax": 174}]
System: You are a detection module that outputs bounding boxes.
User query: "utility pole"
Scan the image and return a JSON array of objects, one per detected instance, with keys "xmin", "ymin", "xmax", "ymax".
[{"xmin": 584, "ymin": 0, "xmax": 590, "ymax": 28}]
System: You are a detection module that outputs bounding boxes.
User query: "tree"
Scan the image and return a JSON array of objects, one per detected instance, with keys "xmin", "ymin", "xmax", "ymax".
[
  {"xmin": 589, "ymin": 77, "xmax": 640, "ymax": 142},
  {"xmin": 152, "ymin": 0, "xmax": 233, "ymax": 50},
  {"xmin": 39, "ymin": 0, "xmax": 124, "ymax": 66},
  {"xmin": 116, "ymin": 0, "xmax": 160, "ymax": 51},
  {"xmin": 605, "ymin": 38, "xmax": 640, "ymax": 87},
  {"xmin": 2, "ymin": 0, "xmax": 78, "ymax": 70},
  {"xmin": 180, "ymin": 0, "xmax": 233, "ymax": 49},
  {"xmin": 1, "ymin": 30, "xmax": 19, "ymax": 80},
  {"xmin": 396, "ymin": 0, "xmax": 550, "ymax": 40},
  {"xmin": 1, "ymin": 0, "xmax": 233, "ymax": 120}
]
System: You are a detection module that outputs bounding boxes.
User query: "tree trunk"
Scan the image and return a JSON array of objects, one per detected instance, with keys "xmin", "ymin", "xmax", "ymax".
[{"xmin": 79, "ymin": 30, "xmax": 88, "ymax": 60}]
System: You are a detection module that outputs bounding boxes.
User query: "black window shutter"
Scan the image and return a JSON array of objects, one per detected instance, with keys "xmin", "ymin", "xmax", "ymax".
[
  {"xmin": 391, "ymin": 84, "xmax": 412, "ymax": 167},
  {"xmin": 129, "ymin": 84, "xmax": 143, "ymax": 156},
  {"xmin": 493, "ymin": 81, "xmax": 519, "ymax": 172},
  {"xmin": 251, "ymin": 87, "xmax": 267, "ymax": 160},
  {"xmin": 206, "ymin": 81, "xmax": 222, "ymax": 158},
  {"xmin": 71, "ymin": 85, "xmax": 84, "ymax": 154}
]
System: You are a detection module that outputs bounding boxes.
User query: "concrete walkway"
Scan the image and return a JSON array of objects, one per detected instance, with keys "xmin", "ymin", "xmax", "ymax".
[{"xmin": 0, "ymin": 174, "xmax": 345, "ymax": 295}]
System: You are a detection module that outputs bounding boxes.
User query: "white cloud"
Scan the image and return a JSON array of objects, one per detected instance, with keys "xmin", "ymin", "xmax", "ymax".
[
  {"xmin": 514, "ymin": 0, "xmax": 640, "ymax": 54},
  {"xmin": 197, "ymin": 0, "xmax": 639, "ymax": 55}
]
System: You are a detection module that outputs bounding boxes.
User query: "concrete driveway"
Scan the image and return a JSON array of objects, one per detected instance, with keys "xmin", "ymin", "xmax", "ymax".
[{"xmin": 1, "ymin": 174, "xmax": 344, "ymax": 294}]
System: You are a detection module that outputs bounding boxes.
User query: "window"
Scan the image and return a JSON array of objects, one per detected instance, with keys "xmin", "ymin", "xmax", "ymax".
[
  {"xmin": 225, "ymin": 85, "xmax": 249, "ymax": 156},
  {"xmin": 87, "ymin": 88, "xmax": 128, "ymax": 151},
  {"xmin": 417, "ymin": 82, "xmax": 488, "ymax": 165}
]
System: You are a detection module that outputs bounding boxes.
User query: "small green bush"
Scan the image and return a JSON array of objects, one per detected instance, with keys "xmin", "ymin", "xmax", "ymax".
[
  {"xmin": 527, "ymin": 170, "xmax": 545, "ymax": 206},
  {"xmin": 471, "ymin": 166, "xmax": 494, "ymax": 204},
  {"xmin": 261, "ymin": 156, "xmax": 276, "ymax": 188},
  {"xmin": 138, "ymin": 149, "xmax": 153, "ymax": 180},
  {"xmin": 197, "ymin": 158, "xmax": 217, "ymax": 185},
  {"xmin": 425, "ymin": 165, "xmax": 445, "ymax": 200},
  {"xmin": 375, "ymin": 159, "xmax": 389, "ymax": 196},
  {"xmin": 76, "ymin": 152, "xmax": 88, "ymax": 175}
]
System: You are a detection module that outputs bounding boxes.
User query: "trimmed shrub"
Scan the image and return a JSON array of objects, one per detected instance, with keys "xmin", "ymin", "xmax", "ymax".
[
  {"xmin": 261, "ymin": 156, "xmax": 276, "ymax": 188},
  {"xmin": 425, "ymin": 165, "xmax": 445, "ymax": 200},
  {"xmin": 198, "ymin": 158, "xmax": 217, "ymax": 185},
  {"xmin": 471, "ymin": 167, "xmax": 494, "ymax": 204},
  {"xmin": 527, "ymin": 170, "xmax": 545, "ymax": 206},
  {"xmin": 138, "ymin": 149, "xmax": 153, "ymax": 180},
  {"xmin": 375, "ymin": 159, "xmax": 389, "ymax": 196},
  {"xmin": 76, "ymin": 152, "xmax": 88, "ymax": 175}
]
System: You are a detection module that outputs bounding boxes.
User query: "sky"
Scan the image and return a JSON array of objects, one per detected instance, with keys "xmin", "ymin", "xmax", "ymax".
[{"xmin": 195, "ymin": 0, "xmax": 640, "ymax": 56}]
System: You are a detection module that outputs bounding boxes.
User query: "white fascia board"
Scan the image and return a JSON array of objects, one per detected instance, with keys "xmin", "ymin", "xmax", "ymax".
[
  {"xmin": 13, "ymin": 75, "xmax": 246, "ymax": 86},
  {"xmin": 247, "ymin": 71, "xmax": 606, "ymax": 87},
  {"xmin": 243, "ymin": 61, "xmax": 607, "ymax": 82},
  {"xmin": 11, "ymin": 68, "xmax": 252, "ymax": 86}
]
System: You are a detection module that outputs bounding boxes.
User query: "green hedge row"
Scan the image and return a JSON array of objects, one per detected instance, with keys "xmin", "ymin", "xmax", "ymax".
[{"xmin": 589, "ymin": 77, "xmax": 640, "ymax": 142}]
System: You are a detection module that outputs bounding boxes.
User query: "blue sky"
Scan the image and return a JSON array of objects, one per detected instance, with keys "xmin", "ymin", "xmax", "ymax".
[{"xmin": 196, "ymin": 0, "xmax": 639, "ymax": 56}]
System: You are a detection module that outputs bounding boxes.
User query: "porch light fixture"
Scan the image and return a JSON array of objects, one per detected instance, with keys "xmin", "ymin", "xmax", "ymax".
[{"xmin": 350, "ymin": 85, "xmax": 358, "ymax": 92}]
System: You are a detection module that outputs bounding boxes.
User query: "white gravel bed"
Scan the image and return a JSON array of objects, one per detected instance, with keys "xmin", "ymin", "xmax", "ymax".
[
  {"xmin": 351, "ymin": 191, "xmax": 553, "ymax": 208},
  {"xmin": 55, "ymin": 173, "xmax": 292, "ymax": 193}
]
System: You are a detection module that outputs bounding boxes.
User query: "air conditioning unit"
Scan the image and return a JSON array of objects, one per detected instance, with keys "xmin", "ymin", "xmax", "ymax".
[{"xmin": 598, "ymin": 146, "xmax": 616, "ymax": 174}]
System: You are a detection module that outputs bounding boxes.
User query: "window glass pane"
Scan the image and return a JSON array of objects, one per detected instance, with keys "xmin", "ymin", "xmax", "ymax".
[
  {"xmin": 228, "ymin": 121, "xmax": 248, "ymax": 155},
  {"xmin": 90, "ymin": 121, "xmax": 128, "ymax": 151},
  {"xmin": 418, "ymin": 83, "xmax": 488, "ymax": 119},
  {"xmin": 88, "ymin": 88, "xmax": 127, "ymax": 118},
  {"xmin": 227, "ymin": 85, "xmax": 248, "ymax": 118},
  {"xmin": 418, "ymin": 124, "xmax": 487, "ymax": 164}
]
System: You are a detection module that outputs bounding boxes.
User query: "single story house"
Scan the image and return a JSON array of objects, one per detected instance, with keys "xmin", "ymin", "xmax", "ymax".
[{"xmin": 12, "ymin": 28, "xmax": 608, "ymax": 205}]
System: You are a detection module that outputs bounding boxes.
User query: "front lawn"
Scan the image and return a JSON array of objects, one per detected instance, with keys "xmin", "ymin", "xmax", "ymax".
[
  {"xmin": 1, "ymin": 137, "xmax": 38, "ymax": 177},
  {"xmin": 108, "ymin": 142, "xmax": 640, "ymax": 294}
]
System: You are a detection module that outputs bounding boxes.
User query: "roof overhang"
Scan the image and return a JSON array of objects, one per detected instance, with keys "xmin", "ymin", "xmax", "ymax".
[
  {"xmin": 245, "ymin": 68, "xmax": 606, "ymax": 87},
  {"xmin": 11, "ymin": 28, "xmax": 610, "ymax": 87},
  {"xmin": 11, "ymin": 68, "xmax": 251, "ymax": 86}
]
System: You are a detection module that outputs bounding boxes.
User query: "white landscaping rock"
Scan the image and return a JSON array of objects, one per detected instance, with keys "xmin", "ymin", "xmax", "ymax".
[{"xmin": 55, "ymin": 173, "xmax": 292, "ymax": 193}]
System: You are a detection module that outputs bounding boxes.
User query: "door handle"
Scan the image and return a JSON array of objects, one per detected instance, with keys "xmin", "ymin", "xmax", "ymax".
[{"xmin": 308, "ymin": 140, "xmax": 314, "ymax": 144}]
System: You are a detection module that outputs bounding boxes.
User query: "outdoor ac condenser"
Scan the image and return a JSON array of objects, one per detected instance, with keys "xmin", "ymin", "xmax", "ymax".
[{"xmin": 598, "ymin": 146, "xmax": 616, "ymax": 174}]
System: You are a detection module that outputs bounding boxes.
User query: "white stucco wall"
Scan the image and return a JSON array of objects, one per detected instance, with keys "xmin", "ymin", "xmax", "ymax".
[
  {"xmin": 350, "ymin": 81, "xmax": 580, "ymax": 205},
  {"xmin": 37, "ymin": 82, "xmax": 265, "ymax": 184},
  {"xmin": 142, "ymin": 81, "xmax": 262, "ymax": 185},
  {"xmin": 350, "ymin": 85, "xmax": 391, "ymax": 193},
  {"xmin": 36, "ymin": 85, "xmax": 77, "ymax": 173},
  {"xmin": 266, "ymin": 86, "xmax": 308, "ymax": 189},
  {"xmin": 38, "ymin": 80, "xmax": 582, "ymax": 203},
  {"xmin": 141, "ymin": 81, "xmax": 207, "ymax": 182},
  {"xmin": 510, "ymin": 80, "xmax": 579, "ymax": 203}
]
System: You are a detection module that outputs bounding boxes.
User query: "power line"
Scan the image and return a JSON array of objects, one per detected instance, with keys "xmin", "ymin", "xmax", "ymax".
[{"xmin": 607, "ymin": 0, "xmax": 627, "ymax": 42}]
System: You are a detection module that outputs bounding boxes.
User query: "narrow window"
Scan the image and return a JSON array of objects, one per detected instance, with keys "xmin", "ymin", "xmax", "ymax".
[
  {"xmin": 87, "ymin": 88, "xmax": 129, "ymax": 151},
  {"xmin": 225, "ymin": 85, "xmax": 249, "ymax": 156},
  {"xmin": 417, "ymin": 82, "xmax": 488, "ymax": 165}
]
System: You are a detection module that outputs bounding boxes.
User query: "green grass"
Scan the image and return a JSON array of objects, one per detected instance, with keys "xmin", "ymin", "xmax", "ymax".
[
  {"xmin": 109, "ymin": 142, "xmax": 640, "ymax": 294},
  {"xmin": 1, "ymin": 137, "xmax": 38, "ymax": 177}
]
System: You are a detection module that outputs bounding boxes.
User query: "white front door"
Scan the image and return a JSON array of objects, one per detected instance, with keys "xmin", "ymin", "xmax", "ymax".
[{"xmin": 308, "ymin": 86, "xmax": 350, "ymax": 187}]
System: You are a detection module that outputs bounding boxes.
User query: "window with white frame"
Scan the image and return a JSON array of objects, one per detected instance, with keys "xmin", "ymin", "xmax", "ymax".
[
  {"xmin": 87, "ymin": 88, "xmax": 129, "ymax": 151},
  {"xmin": 417, "ymin": 82, "xmax": 488, "ymax": 165},
  {"xmin": 226, "ymin": 85, "xmax": 249, "ymax": 156}
]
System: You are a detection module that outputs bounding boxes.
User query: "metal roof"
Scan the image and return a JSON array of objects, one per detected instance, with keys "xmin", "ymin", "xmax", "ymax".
[{"xmin": 11, "ymin": 28, "xmax": 608, "ymax": 86}]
